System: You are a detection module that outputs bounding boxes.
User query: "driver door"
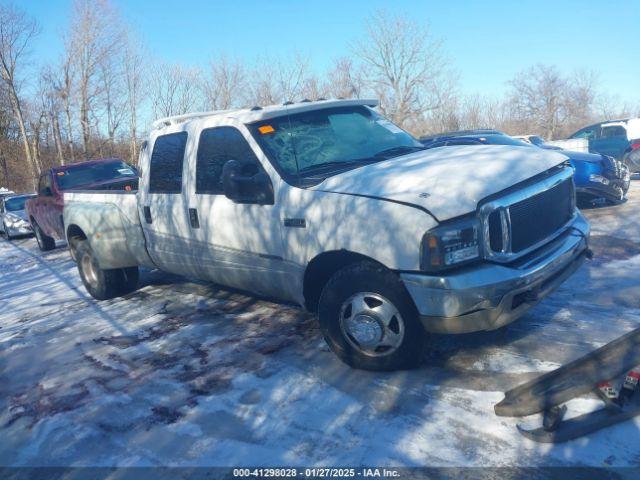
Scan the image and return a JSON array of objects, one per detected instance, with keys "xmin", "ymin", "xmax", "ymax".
[{"xmin": 185, "ymin": 123, "xmax": 290, "ymax": 299}]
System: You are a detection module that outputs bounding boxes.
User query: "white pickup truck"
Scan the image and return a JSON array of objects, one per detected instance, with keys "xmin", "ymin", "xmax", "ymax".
[{"xmin": 64, "ymin": 99, "xmax": 590, "ymax": 371}]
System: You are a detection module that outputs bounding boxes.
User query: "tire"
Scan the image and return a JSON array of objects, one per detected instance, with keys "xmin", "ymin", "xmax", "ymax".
[
  {"xmin": 623, "ymin": 150, "xmax": 640, "ymax": 174},
  {"xmin": 68, "ymin": 235, "xmax": 81, "ymax": 262},
  {"xmin": 76, "ymin": 240, "xmax": 139, "ymax": 300},
  {"xmin": 318, "ymin": 261, "xmax": 426, "ymax": 371},
  {"xmin": 33, "ymin": 221, "xmax": 56, "ymax": 251}
]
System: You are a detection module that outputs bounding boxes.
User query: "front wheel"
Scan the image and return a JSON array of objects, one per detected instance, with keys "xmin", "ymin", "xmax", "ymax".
[
  {"xmin": 76, "ymin": 240, "xmax": 139, "ymax": 300},
  {"xmin": 318, "ymin": 261, "xmax": 426, "ymax": 371},
  {"xmin": 33, "ymin": 221, "xmax": 56, "ymax": 251}
]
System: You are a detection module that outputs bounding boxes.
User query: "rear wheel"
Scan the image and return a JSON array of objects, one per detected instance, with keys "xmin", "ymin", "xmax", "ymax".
[
  {"xmin": 33, "ymin": 221, "xmax": 55, "ymax": 251},
  {"xmin": 318, "ymin": 261, "xmax": 426, "ymax": 371},
  {"xmin": 76, "ymin": 240, "xmax": 139, "ymax": 300}
]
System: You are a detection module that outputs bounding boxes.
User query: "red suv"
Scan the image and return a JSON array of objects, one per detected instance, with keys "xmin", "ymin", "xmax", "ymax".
[{"xmin": 26, "ymin": 159, "xmax": 138, "ymax": 251}]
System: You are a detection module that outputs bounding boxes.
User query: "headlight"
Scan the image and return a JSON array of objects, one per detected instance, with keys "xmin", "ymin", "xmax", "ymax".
[
  {"xmin": 589, "ymin": 174, "xmax": 609, "ymax": 185},
  {"xmin": 6, "ymin": 213, "xmax": 28, "ymax": 227},
  {"xmin": 421, "ymin": 216, "xmax": 481, "ymax": 271}
]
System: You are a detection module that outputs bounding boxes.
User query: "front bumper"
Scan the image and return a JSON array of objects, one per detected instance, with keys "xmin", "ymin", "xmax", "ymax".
[
  {"xmin": 576, "ymin": 176, "xmax": 630, "ymax": 203},
  {"xmin": 5, "ymin": 222, "xmax": 33, "ymax": 236},
  {"xmin": 400, "ymin": 213, "xmax": 590, "ymax": 334}
]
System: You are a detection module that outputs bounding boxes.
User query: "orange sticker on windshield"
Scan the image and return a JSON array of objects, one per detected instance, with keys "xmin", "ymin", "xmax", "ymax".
[
  {"xmin": 56, "ymin": 172, "xmax": 66, "ymax": 176},
  {"xmin": 258, "ymin": 125, "xmax": 275, "ymax": 134}
]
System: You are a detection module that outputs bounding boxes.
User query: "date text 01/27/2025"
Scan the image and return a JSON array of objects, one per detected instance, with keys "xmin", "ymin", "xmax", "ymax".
[{"xmin": 232, "ymin": 467, "xmax": 401, "ymax": 478}]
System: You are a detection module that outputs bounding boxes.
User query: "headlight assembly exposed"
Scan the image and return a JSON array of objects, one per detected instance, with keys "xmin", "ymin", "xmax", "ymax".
[
  {"xmin": 589, "ymin": 174, "xmax": 609, "ymax": 185},
  {"xmin": 6, "ymin": 213, "xmax": 29, "ymax": 228},
  {"xmin": 421, "ymin": 216, "xmax": 480, "ymax": 271}
]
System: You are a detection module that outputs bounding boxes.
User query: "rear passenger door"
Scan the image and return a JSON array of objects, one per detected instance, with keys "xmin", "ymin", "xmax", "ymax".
[
  {"xmin": 186, "ymin": 124, "xmax": 289, "ymax": 299},
  {"xmin": 138, "ymin": 129, "xmax": 196, "ymax": 276}
]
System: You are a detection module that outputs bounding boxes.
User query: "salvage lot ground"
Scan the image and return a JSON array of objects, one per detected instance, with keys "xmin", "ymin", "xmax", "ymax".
[{"xmin": 1, "ymin": 184, "xmax": 640, "ymax": 468}]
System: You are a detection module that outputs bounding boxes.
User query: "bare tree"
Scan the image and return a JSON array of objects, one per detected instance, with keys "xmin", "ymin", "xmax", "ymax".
[
  {"xmin": 300, "ymin": 74, "xmax": 328, "ymax": 101},
  {"xmin": 325, "ymin": 57, "xmax": 365, "ymax": 99},
  {"xmin": 54, "ymin": 49, "xmax": 76, "ymax": 162},
  {"xmin": 202, "ymin": 54, "xmax": 245, "ymax": 110},
  {"xmin": 68, "ymin": 0, "xmax": 125, "ymax": 157},
  {"xmin": 151, "ymin": 63, "xmax": 201, "ymax": 118},
  {"xmin": 247, "ymin": 54, "xmax": 309, "ymax": 106},
  {"xmin": 0, "ymin": 3, "xmax": 40, "ymax": 188},
  {"xmin": 40, "ymin": 67, "xmax": 65, "ymax": 164},
  {"xmin": 99, "ymin": 59, "xmax": 127, "ymax": 154},
  {"xmin": 123, "ymin": 33, "xmax": 144, "ymax": 164},
  {"xmin": 508, "ymin": 64, "xmax": 570, "ymax": 139},
  {"xmin": 565, "ymin": 69, "xmax": 598, "ymax": 129},
  {"xmin": 353, "ymin": 11, "xmax": 449, "ymax": 129}
]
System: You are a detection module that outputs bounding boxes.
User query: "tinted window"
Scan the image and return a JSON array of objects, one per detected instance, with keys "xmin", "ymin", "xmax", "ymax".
[
  {"xmin": 5, "ymin": 196, "xmax": 34, "ymax": 211},
  {"xmin": 38, "ymin": 174, "xmax": 51, "ymax": 195},
  {"xmin": 196, "ymin": 127, "xmax": 260, "ymax": 194},
  {"xmin": 571, "ymin": 127, "xmax": 597, "ymax": 140},
  {"xmin": 149, "ymin": 132, "xmax": 188, "ymax": 193},
  {"xmin": 55, "ymin": 161, "xmax": 137, "ymax": 190},
  {"xmin": 601, "ymin": 126, "xmax": 626, "ymax": 138}
]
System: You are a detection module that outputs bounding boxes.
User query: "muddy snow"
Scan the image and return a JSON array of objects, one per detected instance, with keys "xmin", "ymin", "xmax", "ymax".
[{"xmin": 2, "ymin": 185, "xmax": 640, "ymax": 468}]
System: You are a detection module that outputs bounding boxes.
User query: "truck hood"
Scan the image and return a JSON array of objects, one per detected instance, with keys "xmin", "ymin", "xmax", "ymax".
[{"xmin": 314, "ymin": 145, "xmax": 569, "ymax": 221}]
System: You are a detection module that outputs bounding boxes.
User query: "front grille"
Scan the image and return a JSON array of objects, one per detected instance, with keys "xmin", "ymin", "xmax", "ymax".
[
  {"xmin": 484, "ymin": 175, "xmax": 575, "ymax": 258},
  {"xmin": 488, "ymin": 210, "xmax": 503, "ymax": 251},
  {"xmin": 509, "ymin": 179, "xmax": 573, "ymax": 252}
]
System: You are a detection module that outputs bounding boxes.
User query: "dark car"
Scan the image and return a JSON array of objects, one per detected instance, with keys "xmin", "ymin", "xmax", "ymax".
[
  {"xmin": 419, "ymin": 130, "xmax": 630, "ymax": 205},
  {"xmin": 1, "ymin": 193, "xmax": 37, "ymax": 239},
  {"xmin": 25, "ymin": 159, "xmax": 138, "ymax": 251}
]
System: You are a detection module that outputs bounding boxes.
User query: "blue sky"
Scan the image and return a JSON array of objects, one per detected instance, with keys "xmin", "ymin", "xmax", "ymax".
[{"xmin": 21, "ymin": 0, "xmax": 640, "ymax": 102}]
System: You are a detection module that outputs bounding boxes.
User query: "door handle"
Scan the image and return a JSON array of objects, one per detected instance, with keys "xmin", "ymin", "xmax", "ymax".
[
  {"xmin": 188, "ymin": 208, "xmax": 200, "ymax": 229},
  {"xmin": 143, "ymin": 206, "xmax": 152, "ymax": 224}
]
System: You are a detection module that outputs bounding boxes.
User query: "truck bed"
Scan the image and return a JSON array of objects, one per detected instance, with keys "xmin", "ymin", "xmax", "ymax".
[{"xmin": 63, "ymin": 191, "xmax": 154, "ymax": 270}]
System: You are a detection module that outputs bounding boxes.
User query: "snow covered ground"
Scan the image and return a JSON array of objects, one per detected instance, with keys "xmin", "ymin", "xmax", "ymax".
[{"xmin": 1, "ymin": 184, "xmax": 640, "ymax": 468}]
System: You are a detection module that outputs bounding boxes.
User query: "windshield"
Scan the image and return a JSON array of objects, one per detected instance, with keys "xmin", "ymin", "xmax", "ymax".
[
  {"xmin": 4, "ymin": 196, "xmax": 33, "ymax": 211},
  {"xmin": 249, "ymin": 106, "xmax": 424, "ymax": 184},
  {"xmin": 55, "ymin": 161, "xmax": 138, "ymax": 190}
]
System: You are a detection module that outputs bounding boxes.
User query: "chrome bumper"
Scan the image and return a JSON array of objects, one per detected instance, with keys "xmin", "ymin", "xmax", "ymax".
[{"xmin": 400, "ymin": 212, "xmax": 590, "ymax": 334}]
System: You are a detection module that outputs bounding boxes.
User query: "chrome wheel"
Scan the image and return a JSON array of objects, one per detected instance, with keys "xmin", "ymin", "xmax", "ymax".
[
  {"xmin": 81, "ymin": 252, "xmax": 99, "ymax": 288},
  {"xmin": 339, "ymin": 292, "xmax": 405, "ymax": 357}
]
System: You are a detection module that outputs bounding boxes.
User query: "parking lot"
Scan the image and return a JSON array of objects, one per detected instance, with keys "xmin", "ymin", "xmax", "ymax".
[{"xmin": 1, "ymin": 183, "xmax": 640, "ymax": 468}]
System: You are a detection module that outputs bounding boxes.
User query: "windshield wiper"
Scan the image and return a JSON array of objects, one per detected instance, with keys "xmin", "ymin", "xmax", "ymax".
[{"xmin": 373, "ymin": 145, "xmax": 426, "ymax": 159}]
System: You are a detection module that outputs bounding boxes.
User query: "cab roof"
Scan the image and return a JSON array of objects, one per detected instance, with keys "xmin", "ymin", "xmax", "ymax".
[{"xmin": 151, "ymin": 98, "xmax": 379, "ymax": 131}]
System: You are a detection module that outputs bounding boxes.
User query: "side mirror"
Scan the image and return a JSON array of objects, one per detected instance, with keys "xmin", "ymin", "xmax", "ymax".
[
  {"xmin": 221, "ymin": 160, "xmax": 274, "ymax": 205},
  {"xmin": 42, "ymin": 186, "xmax": 53, "ymax": 197}
]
